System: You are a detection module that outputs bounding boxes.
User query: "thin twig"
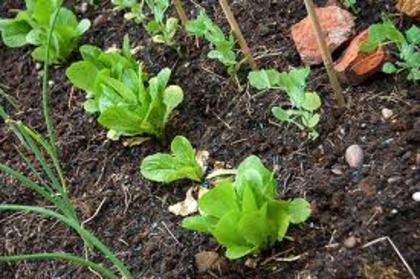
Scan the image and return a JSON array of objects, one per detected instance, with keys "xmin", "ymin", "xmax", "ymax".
[
  {"xmin": 303, "ymin": 0, "xmax": 345, "ymax": 109},
  {"xmin": 82, "ymin": 197, "xmax": 107, "ymax": 225},
  {"xmin": 172, "ymin": 0, "xmax": 188, "ymax": 26},
  {"xmin": 363, "ymin": 236, "xmax": 417, "ymax": 279},
  {"xmin": 218, "ymin": 0, "xmax": 257, "ymax": 70},
  {"xmin": 161, "ymin": 221, "xmax": 182, "ymax": 246}
]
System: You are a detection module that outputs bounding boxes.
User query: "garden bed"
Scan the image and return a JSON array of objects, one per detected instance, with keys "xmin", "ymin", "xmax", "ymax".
[{"xmin": 0, "ymin": 0, "xmax": 419, "ymax": 277}]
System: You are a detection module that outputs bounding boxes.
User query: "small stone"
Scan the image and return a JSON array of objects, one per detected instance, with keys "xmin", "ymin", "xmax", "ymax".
[
  {"xmin": 245, "ymin": 258, "xmax": 258, "ymax": 268},
  {"xmin": 412, "ymin": 192, "xmax": 420, "ymax": 202},
  {"xmin": 93, "ymin": 15, "xmax": 106, "ymax": 27},
  {"xmin": 372, "ymin": 206, "xmax": 384, "ymax": 215},
  {"xmin": 48, "ymin": 80, "xmax": 55, "ymax": 87},
  {"xmin": 391, "ymin": 209, "xmax": 398, "ymax": 214},
  {"xmin": 401, "ymin": 151, "xmax": 412, "ymax": 161},
  {"xmin": 387, "ymin": 177, "xmax": 402, "ymax": 184},
  {"xmin": 331, "ymin": 167, "xmax": 344, "ymax": 175},
  {"xmin": 325, "ymin": 243, "xmax": 341, "ymax": 251},
  {"xmin": 79, "ymin": 2, "xmax": 88, "ymax": 13},
  {"xmin": 334, "ymin": 29, "xmax": 388, "ymax": 84},
  {"xmin": 345, "ymin": 144, "xmax": 364, "ymax": 168},
  {"xmin": 381, "ymin": 108, "xmax": 393, "ymax": 120},
  {"xmin": 291, "ymin": 6, "xmax": 355, "ymax": 65},
  {"xmin": 359, "ymin": 178, "xmax": 376, "ymax": 197},
  {"xmin": 195, "ymin": 251, "xmax": 224, "ymax": 273},
  {"xmin": 344, "ymin": 236, "xmax": 357, "ymax": 248},
  {"xmin": 35, "ymin": 63, "xmax": 42, "ymax": 70},
  {"xmin": 396, "ymin": 0, "xmax": 420, "ymax": 21}
]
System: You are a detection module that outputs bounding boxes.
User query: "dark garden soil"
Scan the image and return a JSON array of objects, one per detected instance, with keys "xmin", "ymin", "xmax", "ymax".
[{"xmin": 1, "ymin": 0, "xmax": 419, "ymax": 278}]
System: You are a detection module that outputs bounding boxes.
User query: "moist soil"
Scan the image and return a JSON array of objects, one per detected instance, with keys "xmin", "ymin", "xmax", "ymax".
[{"xmin": 0, "ymin": 0, "xmax": 419, "ymax": 278}]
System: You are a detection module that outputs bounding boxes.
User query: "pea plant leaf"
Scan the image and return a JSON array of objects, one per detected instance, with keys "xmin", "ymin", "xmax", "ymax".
[
  {"xmin": 140, "ymin": 136, "xmax": 204, "ymax": 183},
  {"xmin": 361, "ymin": 17, "xmax": 419, "ymax": 82},
  {"xmin": 186, "ymin": 10, "xmax": 239, "ymax": 75},
  {"xmin": 249, "ymin": 67, "xmax": 322, "ymax": 140}
]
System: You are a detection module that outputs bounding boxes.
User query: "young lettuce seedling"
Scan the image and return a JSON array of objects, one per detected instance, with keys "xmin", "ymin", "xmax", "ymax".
[
  {"xmin": 248, "ymin": 67, "xmax": 322, "ymax": 140},
  {"xmin": 360, "ymin": 17, "xmax": 419, "ymax": 82},
  {"xmin": 66, "ymin": 35, "xmax": 183, "ymax": 140},
  {"xmin": 112, "ymin": 0, "xmax": 147, "ymax": 24},
  {"xmin": 183, "ymin": 155, "xmax": 311, "ymax": 259},
  {"xmin": 186, "ymin": 10, "xmax": 239, "ymax": 75},
  {"xmin": 0, "ymin": 0, "xmax": 90, "ymax": 63},
  {"xmin": 140, "ymin": 136, "xmax": 205, "ymax": 183},
  {"xmin": 144, "ymin": 0, "xmax": 179, "ymax": 46}
]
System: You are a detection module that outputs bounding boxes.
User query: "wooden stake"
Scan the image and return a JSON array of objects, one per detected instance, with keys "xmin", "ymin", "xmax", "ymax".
[
  {"xmin": 303, "ymin": 0, "xmax": 346, "ymax": 109},
  {"xmin": 173, "ymin": 0, "xmax": 188, "ymax": 26},
  {"xmin": 218, "ymin": 0, "xmax": 257, "ymax": 70}
]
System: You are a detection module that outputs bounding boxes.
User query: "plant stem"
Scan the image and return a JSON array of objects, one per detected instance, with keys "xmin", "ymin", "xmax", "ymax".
[
  {"xmin": 42, "ymin": 8, "xmax": 61, "ymax": 158},
  {"xmin": 173, "ymin": 0, "xmax": 188, "ymax": 26},
  {"xmin": 303, "ymin": 0, "xmax": 346, "ymax": 109},
  {"xmin": 0, "ymin": 253, "xmax": 119, "ymax": 279},
  {"xmin": 0, "ymin": 205, "xmax": 133, "ymax": 279},
  {"xmin": 218, "ymin": 0, "xmax": 257, "ymax": 70}
]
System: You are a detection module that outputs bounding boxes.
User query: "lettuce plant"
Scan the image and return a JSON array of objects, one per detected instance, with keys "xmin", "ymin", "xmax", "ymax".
[
  {"xmin": 66, "ymin": 36, "xmax": 183, "ymax": 139},
  {"xmin": 248, "ymin": 67, "xmax": 322, "ymax": 140},
  {"xmin": 186, "ymin": 10, "xmax": 238, "ymax": 74},
  {"xmin": 145, "ymin": 0, "xmax": 179, "ymax": 46},
  {"xmin": 361, "ymin": 17, "xmax": 419, "ymax": 82},
  {"xmin": 112, "ymin": 0, "xmax": 147, "ymax": 24},
  {"xmin": 182, "ymin": 156, "xmax": 311, "ymax": 259},
  {"xmin": 0, "ymin": 0, "xmax": 90, "ymax": 63},
  {"xmin": 141, "ymin": 136, "xmax": 204, "ymax": 183}
]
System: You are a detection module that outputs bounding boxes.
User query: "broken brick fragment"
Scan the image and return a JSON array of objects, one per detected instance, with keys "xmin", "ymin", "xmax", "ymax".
[
  {"xmin": 396, "ymin": 0, "xmax": 420, "ymax": 21},
  {"xmin": 291, "ymin": 6, "xmax": 355, "ymax": 65},
  {"xmin": 334, "ymin": 30, "xmax": 388, "ymax": 84}
]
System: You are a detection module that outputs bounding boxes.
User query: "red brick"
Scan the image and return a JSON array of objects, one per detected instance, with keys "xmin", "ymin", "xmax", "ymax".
[
  {"xmin": 291, "ymin": 6, "xmax": 355, "ymax": 65},
  {"xmin": 334, "ymin": 30, "xmax": 388, "ymax": 84}
]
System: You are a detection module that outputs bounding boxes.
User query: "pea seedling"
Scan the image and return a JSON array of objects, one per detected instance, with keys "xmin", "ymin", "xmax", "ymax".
[
  {"xmin": 248, "ymin": 67, "xmax": 322, "ymax": 140},
  {"xmin": 186, "ymin": 10, "xmax": 239, "ymax": 75},
  {"xmin": 145, "ymin": 0, "xmax": 179, "ymax": 46},
  {"xmin": 361, "ymin": 16, "xmax": 419, "ymax": 82},
  {"xmin": 112, "ymin": 0, "xmax": 147, "ymax": 23}
]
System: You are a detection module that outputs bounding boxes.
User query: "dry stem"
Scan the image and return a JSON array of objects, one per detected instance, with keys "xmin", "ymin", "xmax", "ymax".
[
  {"xmin": 303, "ymin": 0, "xmax": 346, "ymax": 109},
  {"xmin": 218, "ymin": 0, "xmax": 257, "ymax": 70},
  {"xmin": 173, "ymin": 0, "xmax": 188, "ymax": 26}
]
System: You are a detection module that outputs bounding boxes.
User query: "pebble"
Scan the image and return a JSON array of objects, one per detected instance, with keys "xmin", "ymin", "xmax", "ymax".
[
  {"xmin": 381, "ymin": 108, "xmax": 393, "ymax": 120},
  {"xmin": 387, "ymin": 176, "xmax": 402, "ymax": 184},
  {"xmin": 79, "ymin": 2, "xmax": 88, "ymax": 13},
  {"xmin": 391, "ymin": 209, "xmax": 398, "ymax": 214},
  {"xmin": 359, "ymin": 178, "xmax": 376, "ymax": 197},
  {"xmin": 93, "ymin": 15, "xmax": 106, "ymax": 27},
  {"xmin": 401, "ymin": 151, "xmax": 412, "ymax": 161},
  {"xmin": 345, "ymin": 144, "xmax": 364, "ymax": 168},
  {"xmin": 412, "ymin": 192, "xmax": 420, "ymax": 202},
  {"xmin": 195, "ymin": 251, "xmax": 223, "ymax": 273},
  {"xmin": 344, "ymin": 236, "xmax": 357, "ymax": 248},
  {"xmin": 331, "ymin": 167, "xmax": 344, "ymax": 175}
]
